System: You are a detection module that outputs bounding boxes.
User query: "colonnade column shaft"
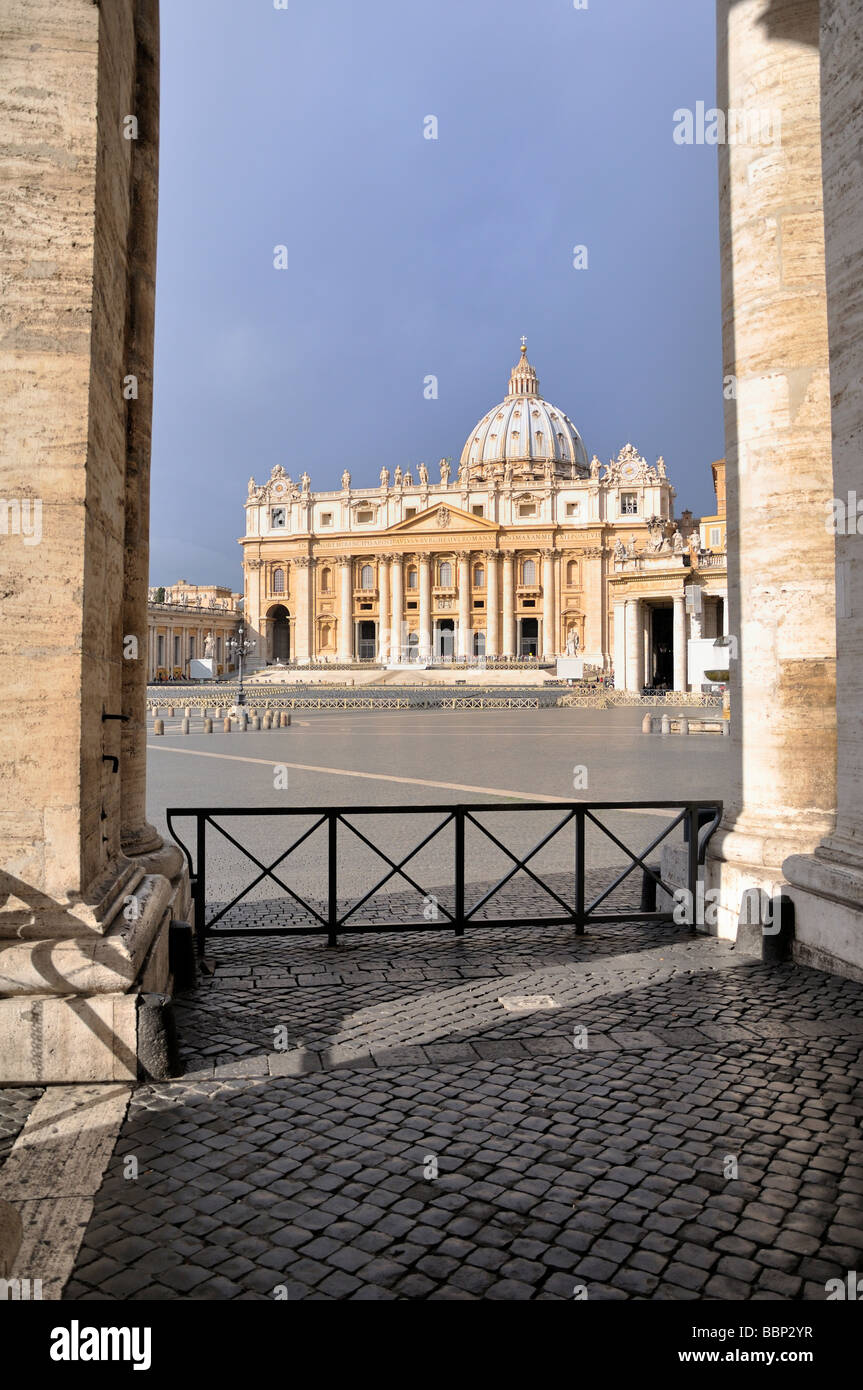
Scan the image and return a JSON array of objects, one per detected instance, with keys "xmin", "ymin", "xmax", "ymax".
[
  {"xmin": 378, "ymin": 556, "xmax": 391, "ymax": 663},
  {"xmin": 419, "ymin": 554, "xmax": 432, "ymax": 660},
  {"xmin": 486, "ymin": 552, "xmax": 499, "ymax": 657},
  {"xmin": 541, "ymin": 550, "xmax": 556, "ymax": 658},
  {"xmin": 337, "ymin": 556, "xmax": 352, "ymax": 661},
  {"xmin": 709, "ymin": 0, "xmax": 836, "ymax": 936},
  {"xmin": 294, "ymin": 557, "xmax": 313, "ymax": 662},
  {"xmin": 390, "ymin": 554, "xmax": 403, "ymax": 661},
  {"xmin": 673, "ymin": 594, "xmax": 687, "ymax": 693},
  {"xmin": 457, "ymin": 552, "xmax": 471, "ymax": 659},
  {"xmin": 624, "ymin": 598, "xmax": 641, "ymax": 692},
  {"xmin": 502, "ymin": 554, "xmax": 515, "ymax": 657}
]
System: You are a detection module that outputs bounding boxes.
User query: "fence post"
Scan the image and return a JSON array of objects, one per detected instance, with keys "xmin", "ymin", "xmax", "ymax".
[
  {"xmin": 686, "ymin": 805, "xmax": 699, "ymax": 932},
  {"xmin": 575, "ymin": 808, "xmax": 585, "ymax": 934},
  {"xmin": 194, "ymin": 815, "xmax": 207, "ymax": 957},
  {"xmin": 327, "ymin": 812, "xmax": 338, "ymax": 948},
  {"xmin": 455, "ymin": 807, "xmax": 465, "ymax": 936}
]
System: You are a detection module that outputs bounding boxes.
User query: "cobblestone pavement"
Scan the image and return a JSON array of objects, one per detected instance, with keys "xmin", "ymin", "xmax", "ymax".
[
  {"xmin": 0, "ymin": 1088, "xmax": 43, "ymax": 1173},
  {"xmin": 64, "ymin": 882, "xmax": 863, "ymax": 1301}
]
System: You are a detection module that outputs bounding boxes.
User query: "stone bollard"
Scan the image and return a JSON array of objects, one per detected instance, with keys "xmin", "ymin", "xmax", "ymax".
[
  {"xmin": 237, "ymin": 715, "xmax": 247, "ymax": 732},
  {"xmin": 223, "ymin": 717, "xmax": 231, "ymax": 733},
  {"xmin": 251, "ymin": 715, "xmax": 261, "ymax": 731},
  {"xmin": 199, "ymin": 706, "xmax": 206, "ymax": 717},
  {"xmin": 678, "ymin": 717, "xmax": 689, "ymax": 736},
  {"xmin": 722, "ymin": 720, "xmax": 730, "ymax": 737},
  {"xmin": 660, "ymin": 713, "xmax": 671, "ymax": 736},
  {"xmin": 154, "ymin": 718, "xmax": 164, "ymax": 736},
  {"xmin": 203, "ymin": 717, "xmax": 213, "ymax": 733},
  {"xmin": 280, "ymin": 711, "xmax": 290, "ymax": 728},
  {"xmin": 263, "ymin": 713, "xmax": 272, "ymax": 729},
  {"xmin": 168, "ymin": 706, "xmax": 175, "ymax": 717},
  {"xmin": 265, "ymin": 708, "xmax": 273, "ymax": 723},
  {"xmin": 181, "ymin": 717, "xmax": 190, "ymax": 734},
  {"xmin": 184, "ymin": 706, "xmax": 191, "ymax": 718},
  {"xmin": 641, "ymin": 713, "xmax": 654, "ymax": 735}
]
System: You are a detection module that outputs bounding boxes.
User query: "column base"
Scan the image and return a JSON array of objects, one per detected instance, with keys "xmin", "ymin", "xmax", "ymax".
[{"xmin": 782, "ymin": 844, "xmax": 863, "ymax": 981}]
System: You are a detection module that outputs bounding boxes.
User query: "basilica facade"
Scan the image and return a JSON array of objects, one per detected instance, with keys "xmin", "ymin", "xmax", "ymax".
[{"xmin": 240, "ymin": 344, "xmax": 699, "ymax": 677}]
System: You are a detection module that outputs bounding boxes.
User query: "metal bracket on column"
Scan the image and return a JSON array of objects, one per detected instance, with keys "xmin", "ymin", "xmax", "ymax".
[
  {"xmin": 102, "ymin": 755, "xmax": 119, "ymax": 773},
  {"xmin": 102, "ymin": 711, "xmax": 130, "ymax": 722}
]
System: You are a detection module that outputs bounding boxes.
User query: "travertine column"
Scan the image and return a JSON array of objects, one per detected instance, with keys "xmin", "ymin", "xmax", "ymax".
[
  {"xmin": 624, "ymin": 599, "xmax": 641, "ymax": 692},
  {"xmin": 378, "ymin": 555, "xmax": 391, "ymax": 663},
  {"xmin": 293, "ymin": 557, "xmax": 313, "ymax": 662},
  {"xmin": 541, "ymin": 550, "xmax": 556, "ymax": 658},
  {"xmin": 337, "ymin": 555, "xmax": 352, "ymax": 661},
  {"xmin": 390, "ymin": 554, "xmax": 403, "ymax": 661},
  {"xmin": 486, "ymin": 552, "xmax": 500, "ymax": 657},
  {"xmin": 673, "ymin": 596, "xmax": 687, "ymax": 692},
  {"xmin": 457, "ymin": 552, "xmax": 471, "ymax": 659},
  {"xmin": 0, "ymin": 0, "xmax": 185, "ymax": 1082},
  {"xmin": 782, "ymin": 0, "xmax": 863, "ymax": 975},
  {"xmin": 419, "ymin": 554, "xmax": 432, "ymax": 660},
  {"xmin": 709, "ymin": 0, "xmax": 837, "ymax": 938},
  {"xmin": 502, "ymin": 554, "xmax": 515, "ymax": 657}
]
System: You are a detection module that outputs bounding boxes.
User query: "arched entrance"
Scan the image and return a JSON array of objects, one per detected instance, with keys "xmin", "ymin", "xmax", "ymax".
[
  {"xmin": 435, "ymin": 618, "xmax": 455, "ymax": 659},
  {"xmin": 267, "ymin": 604, "xmax": 291, "ymax": 663},
  {"xmin": 519, "ymin": 617, "xmax": 538, "ymax": 658}
]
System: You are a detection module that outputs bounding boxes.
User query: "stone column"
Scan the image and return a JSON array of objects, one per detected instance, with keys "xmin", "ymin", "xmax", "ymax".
[
  {"xmin": 782, "ymin": 0, "xmax": 863, "ymax": 976},
  {"xmin": 502, "ymin": 553, "xmax": 515, "ymax": 657},
  {"xmin": 378, "ymin": 555, "xmax": 391, "ymax": 663},
  {"xmin": 673, "ymin": 595, "xmax": 687, "ymax": 692},
  {"xmin": 293, "ymin": 557, "xmax": 313, "ymax": 662},
  {"xmin": 419, "ymin": 553, "xmax": 432, "ymax": 660},
  {"xmin": 541, "ymin": 550, "xmax": 556, "ymax": 658},
  {"xmin": 708, "ymin": 0, "xmax": 837, "ymax": 939},
  {"xmin": 0, "ymin": 0, "xmax": 185, "ymax": 1082},
  {"xmin": 486, "ymin": 552, "xmax": 500, "ymax": 657},
  {"xmin": 337, "ymin": 555, "xmax": 352, "ymax": 661},
  {"xmin": 624, "ymin": 599, "xmax": 642, "ymax": 692},
  {"xmin": 613, "ymin": 600, "xmax": 625, "ymax": 683},
  {"xmin": 457, "ymin": 552, "xmax": 471, "ymax": 659},
  {"xmin": 390, "ymin": 553, "xmax": 403, "ymax": 661}
]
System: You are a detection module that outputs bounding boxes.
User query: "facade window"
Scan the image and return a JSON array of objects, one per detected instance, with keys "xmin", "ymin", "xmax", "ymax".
[
  {"xmin": 439, "ymin": 561, "xmax": 453, "ymax": 587},
  {"xmin": 405, "ymin": 507, "xmax": 417, "ymax": 519},
  {"xmin": 173, "ymin": 634, "xmax": 181, "ymax": 667},
  {"xmin": 188, "ymin": 636, "xmax": 195, "ymax": 658},
  {"xmin": 360, "ymin": 564, "xmax": 374, "ymax": 591},
  {"xmin": 620, "ymin": 492, "xmax": 638, "ymax": 515},
  {"xmin": 320, "ymin": 512, "xmax": 333, "ymax": 527},
  {"xmin": 216, "ymin": 637, "xmax": 222, "ymax": 662},
  {"xmin": 321, "ymin": 567, "xmax": 331, "ymax": 593},
  {"xmin": 565, "ymin": 502, "xmax": 579, "ymax": 518},
  {"xmin": 272, "ymin": 568, "xmax": 285, "ymax": 593},
  {"xmin": 522, "ymin": 558, "xmax": 537, "ymax": 585},
  {"xmin": 473, "ymin": 565, "xmax": 485, "ymax": 588},
  {"xmin": 518, "ymin": 502, "xmax": 537, "ymax": 518},
  {"xmin": 157, "ymin": 635, "xmax": 165, "ymax": 668},
  {"xmin": 407, "ymin": 567, "xmax": 418, "ymax": 589},
  {"xmin": 270, "ymin": 507, "xmax": 286, "ymax": 528},
  {"xmin": 357, "ymin": 508, "xmax": 373, "ymax": 524},
  {"xmin": 710, "ymin": 527, "xmax": 721, "ymax": 547},
  {"xmin": 566, "ymin": 560, "xmax": 578, "ymax": 586},
  {"xmin": 472, "ymin": 504, "xmax": 484, "ymax": 517}
]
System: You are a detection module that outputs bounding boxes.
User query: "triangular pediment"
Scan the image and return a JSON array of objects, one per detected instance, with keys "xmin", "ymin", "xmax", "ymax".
[{"xmin": 388, "ymin": 502, "xmax": 499, "ymax": 534}]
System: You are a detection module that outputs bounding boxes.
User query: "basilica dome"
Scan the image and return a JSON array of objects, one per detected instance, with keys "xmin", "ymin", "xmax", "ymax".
[{"xmin": 459, "ymin": 343, "xmax": 589, "ymax": 476}]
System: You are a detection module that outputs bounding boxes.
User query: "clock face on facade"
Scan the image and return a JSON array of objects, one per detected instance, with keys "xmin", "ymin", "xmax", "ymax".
[
  {"xmin": 621, "ymin": 461, "xmax": 640, "ymax": 483},
  {"xmin": 272, "ymin": 481, "xmax": 287, "ymax": 495}
]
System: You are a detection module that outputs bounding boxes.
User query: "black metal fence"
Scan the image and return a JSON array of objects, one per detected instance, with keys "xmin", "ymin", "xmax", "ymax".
[{"xmin": 166, "ymin": 800, "xmax": 722, "ymax": 952}]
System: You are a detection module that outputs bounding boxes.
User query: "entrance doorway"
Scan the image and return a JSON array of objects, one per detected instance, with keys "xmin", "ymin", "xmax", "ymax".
[
  {"xmin": 268, "ymin": 605, "xmax": 291, "ymax": 662},
  {"xmin": 435, "ymin": 618, "xmax": 455, "ymax": 660},
  {"xmin": 519, "ymin": 617, "xmax": 538, "ymax": 658},
  {"xmin": 649, "ymin": 606, "xmax": 673, "ymax": 688},
  {"xmin": 357, "ymin": 620, "xmax": 377, "ymax": 661}
]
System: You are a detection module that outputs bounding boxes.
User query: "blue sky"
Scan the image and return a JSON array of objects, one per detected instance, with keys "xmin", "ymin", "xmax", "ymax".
[{"xmin": 151, "ymin": 0, "xmax": 722, "ymax": 589}]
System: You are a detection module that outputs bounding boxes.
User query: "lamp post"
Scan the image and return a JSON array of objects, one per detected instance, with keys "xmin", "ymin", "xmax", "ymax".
[{"xmin": 228, "ymin": 625, "xmax": 255, "ymax": 706}]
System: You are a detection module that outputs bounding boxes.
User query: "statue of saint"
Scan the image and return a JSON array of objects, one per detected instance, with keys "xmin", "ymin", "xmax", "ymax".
[
  {"xmin": 657, "ymin": 456, "xmax": 667, "ymax": 478},
  {"xmin": 204, "ymin": 632, "xmax": 214, "ymax": 659},
  {"xmin": 614, "ymin": 537, "xmax": 627, "ymax": 562},
  {"xmin": 300, "ymin": 471, "xmax": 311, "ymax": 492},
  {"xmin": 418, "ymin": 462, "xmax": 429, "ymax": 485},
  {"xmin": 439, "ymin": 458, "xmax": 450, "ymax": 485},
  {"xmin": 672, "ymin": 526, "xmax": 685, "ymax": 553},
  {"xmin": 565, "ymin": 628, "xmax": 580, "ymax": 657},
  {"xmin": 394, "ymin": 464, "xmax": 403, "ymax": 486},
  {"xmin": 247, "ymin": 475, "xmax": 256, "ymax": 496},
  {"xmin": 590, "ymin": 455, "xmax": 601, "ymax": 480},
  {"xmin": 341, "ymin": 469, "xmax": 351, "ymax": 490},
  {"xmin": 380, "ymin": 466, "xmax": 390, "ymax": 488}
]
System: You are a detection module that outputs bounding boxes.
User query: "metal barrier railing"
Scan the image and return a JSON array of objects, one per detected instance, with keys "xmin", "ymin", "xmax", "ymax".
[{"xmin": 166, "ymin": 801, "xmax": 722, "ymax": 952}]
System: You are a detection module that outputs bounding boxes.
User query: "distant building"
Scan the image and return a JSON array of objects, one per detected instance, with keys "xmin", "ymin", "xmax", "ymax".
[
  {"xmin": 147, "ymin": 580, "xmax": 243, "ymax": 680},
  {"xmin": 240, "ymin": 343, "xmax": 692, "ymax": 674}
]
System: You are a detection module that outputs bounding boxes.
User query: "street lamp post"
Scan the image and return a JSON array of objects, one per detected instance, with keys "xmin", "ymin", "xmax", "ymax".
[{"xmin": 228, "ymin": 625, "xmax": 255, "ymax": 706}]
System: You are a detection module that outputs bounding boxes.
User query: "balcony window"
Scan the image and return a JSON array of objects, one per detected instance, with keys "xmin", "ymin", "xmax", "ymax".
[
  {"xmin": 407, "ymin": 567, "xmax": 418, "ymax": 589},
  {"xmin": 439, "ymin": 561, "xmax": 453, "ymax": 587},
  {"xmin": 473, "ymin": 565, "xmax": 485, "ymax": 588},
  {"xmin": 620, "ymin": 492, "xmax": 638, "ymax": 516},
  {"xmin": 272, "ymin": 568, "xmax": 285, "ymax": 593},
  {"xmin": 360, "ymin": 564, "xmax": 374, "ymax": 590},
  {"xmin": 522, "ymin": 559, "xmax": 537, "ymax": 585},
  {"xmin": 270, "ymin": 507, "xmax": 286, "ymax": 528}
]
